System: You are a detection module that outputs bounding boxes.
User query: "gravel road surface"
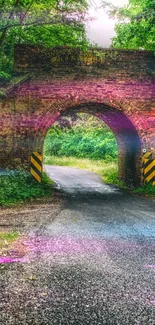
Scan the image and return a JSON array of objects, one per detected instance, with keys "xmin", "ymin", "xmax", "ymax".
[{"xmin": 1, "ymin": 166, "xmax": 155, "ymax": 324}]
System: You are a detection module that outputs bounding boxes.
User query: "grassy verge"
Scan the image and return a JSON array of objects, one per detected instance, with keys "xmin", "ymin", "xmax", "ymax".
[
  {"xmin": 133, "ymin": 183, "xmax": 155, "ymax": 197},
  {"xmin": 0, "ymin": 231, "xmax": 20, "ymax": 256},
  {"xmin": 0, "ymin": 171, "xmax": 54, "ymax": 206},
  {"xmin": 44, "ymin": 155, "xmax": 120, "ymax": 184}
]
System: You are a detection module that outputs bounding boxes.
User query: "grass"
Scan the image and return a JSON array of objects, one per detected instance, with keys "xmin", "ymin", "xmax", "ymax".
[
  {"xmin": 0, "ymin": 231, "xmax": 20, "ymax": 254},
  {"xmin": 0, "ymin": 232, "xmax": 19, "ymax": 243},
  {"xmin": 133, "ymin": 183, "xmax": 155, "ymax": 196},
  {"xmin": 0, "ymin": 170, "xmax": 54, "ymax": 206},
  {"xmin": 44, "ymin": 155, "xmax": 119, "ymax": 184}
]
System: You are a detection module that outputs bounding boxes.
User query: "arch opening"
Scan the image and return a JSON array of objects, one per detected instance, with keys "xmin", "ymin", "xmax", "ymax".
[
  {"xmin": 37, "ymin": 103, "xmax": 141, "ymax": 187},
  {"xmin": 43, "ymin": 111, "xmax": 118, "ymax": 187}
]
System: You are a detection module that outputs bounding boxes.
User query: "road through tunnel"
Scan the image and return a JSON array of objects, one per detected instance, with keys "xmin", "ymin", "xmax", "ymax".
[{"xmin": 38, "ymin": 103, "xmax": 141, "ymax": 187}]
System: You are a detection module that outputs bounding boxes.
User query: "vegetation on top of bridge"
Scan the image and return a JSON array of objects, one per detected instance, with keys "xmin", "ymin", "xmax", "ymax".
[
  {"xmin": 14, "ymin": 44, "xmax": 155, "ymax": 73},
  {"xmin": 0, "ymin": 0, "xmax": 89, "ymax": 77},
  {"xmin": 1, "ymin": 0, "xmax": 155, "ymax": 80},
  {"xmin": 0, "ymin": 0, "xmax": 90, "ymax": 97}
]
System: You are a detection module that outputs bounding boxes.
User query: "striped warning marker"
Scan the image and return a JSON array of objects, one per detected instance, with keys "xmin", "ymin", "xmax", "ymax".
[
  {"xmin": 142, "ymin": 152, "xmax": 152, "ymax": 162},
  {"xmin": 141, "ymin": 152, "xmax": 153, "ymax": 184},
  {"xmin": 30, "ymin": 152, "xmax": 42, "ymax": 183},
  {"xmin": 143, "ymin": 158, "xmax": 155, "ymax": 185}
]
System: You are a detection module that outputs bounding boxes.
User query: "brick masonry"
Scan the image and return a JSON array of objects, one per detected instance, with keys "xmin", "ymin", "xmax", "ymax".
[{"xmin": 0, "ymin": 45, "xmax": 155, "ymax": 186}]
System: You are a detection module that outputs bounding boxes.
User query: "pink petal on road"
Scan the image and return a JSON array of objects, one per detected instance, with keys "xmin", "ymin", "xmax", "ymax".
[
  {"xmin": 0, "ymin": 256, "xmax": 29, "ymax": 264},
  {"xmin": 144, "ymin": 265, "xmax": 155, "ymax": 269},
  {"xmin": 150, "ymin": 300, "xmax": 155, "ymax": 305}
]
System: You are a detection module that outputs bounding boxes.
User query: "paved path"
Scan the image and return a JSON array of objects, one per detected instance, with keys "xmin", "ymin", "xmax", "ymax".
[
  {"xmin": 44, "ymin": 165, "xmax": 117, "ymax": 194},
  {"xmin": 1, "ymin": 166, "xmax": 155, "ymax": 324}
]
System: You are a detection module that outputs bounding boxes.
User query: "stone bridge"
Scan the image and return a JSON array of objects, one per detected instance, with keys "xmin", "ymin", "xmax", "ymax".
[{"xmin": 0, "ymin": 44, "xmax": 155, "ymax": 186}]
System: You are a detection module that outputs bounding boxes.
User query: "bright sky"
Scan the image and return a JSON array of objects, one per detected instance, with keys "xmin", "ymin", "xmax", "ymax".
[{"xmin": 86, "ymin": 0, "xmax": 129, "ymax": 47}]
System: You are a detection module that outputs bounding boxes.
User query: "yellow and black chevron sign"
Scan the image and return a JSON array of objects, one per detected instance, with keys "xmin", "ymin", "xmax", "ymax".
[
  {"xmin": 30, "ymin": 152, "xmax": 42, "ymax": 183},
  {"xmin": 143, "ymin": 157, "xmax": 155, "ymax": 186},
  {"xmin": 142, "ymin": 152, "xmax": 152, "ymax": 162},
  {"xmin": 141, "ymin": 152, "xmax": 152, "ymax": 183}
]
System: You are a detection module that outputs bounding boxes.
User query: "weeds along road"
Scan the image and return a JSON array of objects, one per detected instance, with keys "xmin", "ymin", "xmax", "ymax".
[{"xmin": 1, "ymin": 166, "xmax": 155, "ymax": 324}]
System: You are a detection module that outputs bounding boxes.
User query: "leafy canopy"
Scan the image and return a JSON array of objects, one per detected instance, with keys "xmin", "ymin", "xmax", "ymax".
[
  {"xmin": 0, "ymin": 0, "xmax": 89, "ymax": 74},
  {"xmin": 102, "ymin": 0, "xmax": 155, "ymax": 50}
]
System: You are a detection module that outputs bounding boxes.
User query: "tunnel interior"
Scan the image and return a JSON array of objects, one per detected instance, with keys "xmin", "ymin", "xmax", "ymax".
[{"xmin": 40, "ymin": 103, "xmax": 141, "ymax": 187}]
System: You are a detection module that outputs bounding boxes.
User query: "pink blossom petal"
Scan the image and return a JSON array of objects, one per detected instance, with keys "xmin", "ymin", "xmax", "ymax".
[{"xmin": 0, "ymin": 256, "xmax": 29, "ymax": 264}]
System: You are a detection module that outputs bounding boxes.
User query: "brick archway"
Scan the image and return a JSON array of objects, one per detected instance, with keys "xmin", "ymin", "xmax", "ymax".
[{"xmin": 0, "ymin": 45, "xmax": 155, "ymax": 186}]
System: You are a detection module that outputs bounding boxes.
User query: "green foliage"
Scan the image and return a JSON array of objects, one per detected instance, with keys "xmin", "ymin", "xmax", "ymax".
[
  {"xmin": 0, "ymin": 0, "xmax": 90, "ymax": 74},
  {"xmin": 0, "ymin": 89, "xmax": 7, "ymax": 98},
  {"xmin": 0, "ymin": 232, "xmax": 19, "ymax": 243},
  {"xmin": 106, "ymin": 171, "xmax": 126, "ymax": 187},
  {"xmin": 102, "ymin": 0, "xmax": 155, "ymax": 50},
  {"xmin": 0, "ymin": 231, "xmax": 20, "ymax": 252},
  {"xmin": 0, "ymin": 71, "xmax": 11, "ymax": 80},
  {"xmin": 134, "ymin": 183, "xmax": 155, "ymax": 196},
  {"xmin": 18, "ymin": 24, "xmax": 88, "ymax": 48},
  {"xmin": 0, "ymin": 71, "xmax": 11, "ymax": 86},
  {"xmin": 44, "ymin": 114, "xmax": 118, "ymax": 161},
  {"xmin": 0, "ymin": 171, "xmax": 53, "ymax": 206}
]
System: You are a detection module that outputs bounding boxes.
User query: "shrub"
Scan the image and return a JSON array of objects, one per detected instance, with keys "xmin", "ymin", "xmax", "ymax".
[
  {"xmin": 0, "ymin": 171, "xmax": 53, "ymax": 206},
  {"xmin": 44, "ymin": 124, "xmax": 118, "ymax": 161}
]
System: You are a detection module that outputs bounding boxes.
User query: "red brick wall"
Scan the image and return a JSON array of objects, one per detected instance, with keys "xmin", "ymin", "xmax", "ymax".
[{"xmin": 0, "ymin": 45, "xmax": 155, "ymax": 186}]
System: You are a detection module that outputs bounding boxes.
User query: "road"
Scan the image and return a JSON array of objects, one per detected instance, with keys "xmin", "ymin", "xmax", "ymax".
[
  {"xmin": 44, "ymin": 165, "xmax": 117, "ymax": 194},
  {"xmin": 1, "ymin": 166, "xmax": 155, "ymax": 324}
]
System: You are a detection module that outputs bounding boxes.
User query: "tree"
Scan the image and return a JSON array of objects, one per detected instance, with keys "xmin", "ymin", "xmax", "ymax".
[
  {"xmin": 102, "ymin": 0, "xmax": 155, "ymax": 50},
  {"xmin": 0, "ymin": 0, "xmax": 89, "ymax": 74}
]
